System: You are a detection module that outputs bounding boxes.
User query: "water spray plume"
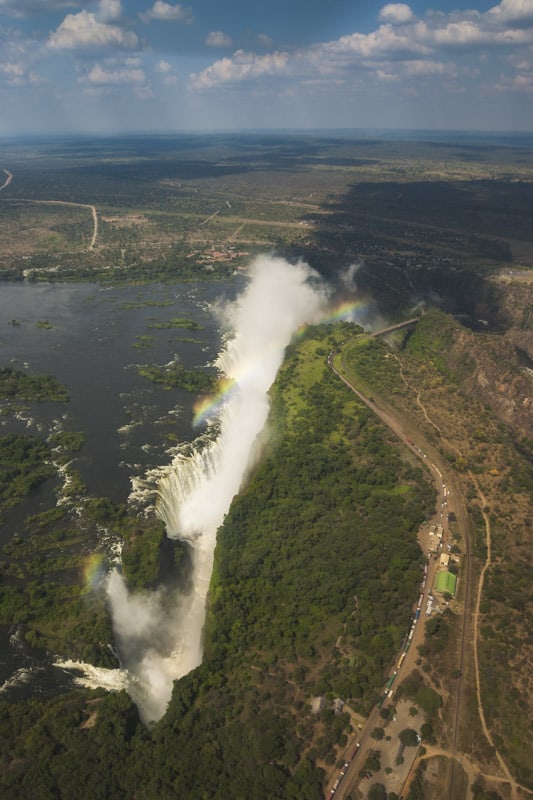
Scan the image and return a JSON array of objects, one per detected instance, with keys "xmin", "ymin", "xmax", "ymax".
[{"xmin": 106, "ymin": 255, "xmax": 328, "ymax": 722}]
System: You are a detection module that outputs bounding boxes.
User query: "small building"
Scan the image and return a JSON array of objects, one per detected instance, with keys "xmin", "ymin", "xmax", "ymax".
[
  {"xmin": 439, "ymin": 553, "xmax": 450, "ymax": 567},
  {"xmin": 435, "ymin": 570, "xmax": 457, "ymax": 596},
  {"xmin": 333, "ymin": 697, "xmax": 344, "ymax": 714},
  {"xmin": 311, "ymin": 696, "xmax": 326, "ymax": 715}
]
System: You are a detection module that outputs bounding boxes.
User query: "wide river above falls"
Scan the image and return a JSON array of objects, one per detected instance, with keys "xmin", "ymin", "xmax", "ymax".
[
  {"xmin": 0, "ymin": 277, "xmax": 241, "ymax": 693},
  {"xmin": 0, "ymin": 278, "xmax": 241, "ymax": 505}
]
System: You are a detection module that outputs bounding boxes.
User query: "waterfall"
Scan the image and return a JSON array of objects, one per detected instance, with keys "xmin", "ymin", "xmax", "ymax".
[{"xmin": 105, "ymin": 255, "xmax": 328, "ymax": 723}]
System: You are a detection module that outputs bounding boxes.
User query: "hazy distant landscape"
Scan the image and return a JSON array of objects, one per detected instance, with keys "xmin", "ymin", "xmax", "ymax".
[
  {"xmin": 0, "ymin": 133, "xmax": 532, "ymax": 800},
  {"xmin": 2, "ymin": 133, "xmax": 533, "ymax": 303}
]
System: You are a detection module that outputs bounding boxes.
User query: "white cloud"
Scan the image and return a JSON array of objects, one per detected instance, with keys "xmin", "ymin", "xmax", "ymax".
[
  {"xmin": 403, "ymin": 59, "xmax": 454, "ymax": 76},
  {"xmin": 189, "ymin": 0, "xmax": 533, "ymax": 96},
  {"xmin": 190, "ymin": 49, "xmax": 289, "ymax": 90},
  {"xmin": 142, "ymin": 1, "xmax": 193, "ymax": 23},
  {"xmin": 98, "ymin": 0, "xmax": 121, "ymax": 22},
  {"xmin": 257, "ymin": 33, "xmax": 273, "ymax": 48},
  {"xmin": 379, "ymin": 4, "xmax": 414, "ymax": 24},
  {"xmin": 420, "ymin": 14, "xmax": 533, "ymax": 50},
  {"xmin": 5, "ymin": 0, "xmax": 533, "ymax": 131},
  {"xmin": 376, "ymin": 68, "xmax": 399, "ymax": 81},
  {"xmin": 1, "ymin": 59, "xmax": 43, "ymax": 85},
  {"xmin": 1, "ymin": 61, "xmax": 25, "ymax": 77},
  {"xmin": 0, "ymin": 0, "xmax": 78, "ymax": 16},
  {"xmin": 494, "ymin": 70, "xmax": 533, "ymax": 90},
  {"xmin": 205, "ymin": 31, "xmax": 233, "ymax": 47},
  {"xmin": 48, "ymin": 10, "xmax": 138, "ymax": 49},
  {"xmin": 489, "ymin": 0, "xmax": 533, "ymax": 25},
  {"xmin": 156, "ymin": 59, "xmax": 178, "ymax": 84},
  {"xmin": 86, "ymin": 62, "xmax": 146, "ymax": 85},
  {"xmin": 189, "ymin": 1, "xmax": 533, "ymax": 96},
  {"xmin": 431, "ymin": 20, "xmax": 488, "ymax": 48},
  {"xmin": 316, "ymin": 24, "xmax": 431, "ymax": 64}
]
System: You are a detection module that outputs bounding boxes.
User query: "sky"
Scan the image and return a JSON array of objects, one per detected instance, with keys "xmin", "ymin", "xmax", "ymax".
[{"xmin": 1, "ymin": 0, "xmax": 533, "ymax": 134}]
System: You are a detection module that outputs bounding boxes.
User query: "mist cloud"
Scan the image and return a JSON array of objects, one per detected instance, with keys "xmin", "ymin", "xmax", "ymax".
[{"xmin": 107, "ymin": 255, "xmax": 328, "ymax": 722}]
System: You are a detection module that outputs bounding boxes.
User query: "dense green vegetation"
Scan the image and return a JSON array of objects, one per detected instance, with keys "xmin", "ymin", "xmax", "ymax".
[
  {"xmin": 0, "ymin": 321, "xmax": 434, "ymax": 798},
  {"xmin": 0, "ymin": 484, "xmax": 115, "ymax": 664},
  {"xmin": 147, "ymin": 317, "xmax": 203, "ymax": 330},
  {"xmin": 0, "ymin": 434, "xmax": 54, "ymax": 520},
  {"xmin": 50, "ymin": 430, "xmax": 85, "ymax": 455},
  {"xmin": 138, "ymin": 362, "xmax": 216, "ymax": 393},
  {"xmin": 120, "ymin": 514, "xmax": 180, "ymax": 591},
  {"xmin": 0, "ymin": 367, "xmax": 69, "ymax": 402},
  {"xmin": 397, "ymin": 671, "xmax": 443, "ymax": 719},
  {"xmin": 205, "ymin": 325, "xmax": 434, "ymax": 702}
]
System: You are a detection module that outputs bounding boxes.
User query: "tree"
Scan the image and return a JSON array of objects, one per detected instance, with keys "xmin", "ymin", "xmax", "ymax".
[
  {"xmin": 371, "ymin": 726, "xmax": 385, "ymax": 740},
  {"xmin": 368, "ymin": 783, "xmax": 387, "ymax": 800},
  {"xmin": 420, "ymin": 722, "xmax": 434, "ymax": 743},
  {"xmin": 415, "ymin": 686, "xmax": 442, "ymax": 715},
  {"xmin": 399, "ymin": 728, "xmax": 420, "ymax": 747},
  {"xmin": 365, "ymin": 751, "xmax": 381, "ymax": 772}
]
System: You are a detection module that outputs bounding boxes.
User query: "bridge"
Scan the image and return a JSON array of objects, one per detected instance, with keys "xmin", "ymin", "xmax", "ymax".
[{"xmin": 371, "ymin": 316, "xmax": 421, "ymax": 338}]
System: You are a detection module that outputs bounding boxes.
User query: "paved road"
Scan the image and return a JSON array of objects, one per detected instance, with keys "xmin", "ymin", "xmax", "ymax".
[
  {"xmin": 326, "ymin": 346, "xmax": 470, "ymax": 800},
  {"xmin": 0, "ymin": 168, "xmax": 13, "ymax": 191}
]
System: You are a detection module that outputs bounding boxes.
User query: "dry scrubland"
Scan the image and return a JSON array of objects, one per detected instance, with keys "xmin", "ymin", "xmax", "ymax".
[
  {"xmin": 1, "ymin": 134, "xmax": 533, "ymax": 284},
  {"xmin": 339, "ymin": 302, "xmax": 533, "ymax": 799}
]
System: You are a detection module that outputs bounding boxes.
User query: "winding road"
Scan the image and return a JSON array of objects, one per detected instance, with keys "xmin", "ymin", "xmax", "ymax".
[
  {"xmin": 325, "ymin": 333, "xmax": 525, "ymax": 800},
  {"xmin": 0, "ymin": 168, "xmax": 13, "ymax": 191},
  {"xmin": 0, "ymin": 168, "xmax": 98, "ymax": 250}
]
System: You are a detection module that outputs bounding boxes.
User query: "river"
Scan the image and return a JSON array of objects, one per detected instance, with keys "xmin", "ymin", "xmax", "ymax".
[{"xmin": 0, "ymin": 277, "xmax": 241, "ymax": 695}]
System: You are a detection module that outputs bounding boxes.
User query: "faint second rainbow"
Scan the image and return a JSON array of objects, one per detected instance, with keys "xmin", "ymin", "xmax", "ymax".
[{"xmin": 83, "ymin": 552, "xmax": 107, "ymax": 593}]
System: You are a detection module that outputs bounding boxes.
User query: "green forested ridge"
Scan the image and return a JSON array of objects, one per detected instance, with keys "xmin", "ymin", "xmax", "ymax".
[
  {"xmin": 205, "ymin": 324, "xmax": 434, "ymax": 698},
  {"xmin": 0, "ymin": 322, "xmax": 434, "ymax": 799}
]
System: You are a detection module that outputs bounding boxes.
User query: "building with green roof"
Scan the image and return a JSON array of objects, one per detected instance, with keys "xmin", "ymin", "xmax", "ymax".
[{"xmin": 435, "ymin": 570, "xmax": 457, "ymax": 596}]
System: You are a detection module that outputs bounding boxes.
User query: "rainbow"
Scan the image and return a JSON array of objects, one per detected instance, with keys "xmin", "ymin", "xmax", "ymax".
[
  {"xmin": 321, "ymin": 298, "xmax": 371, "ymax": 324},
  {"xmin": 193, "ymin": 376, "xmax": 238, "ymax": 428},
  {"xmin": 83, "ymin": 552, "xmax": 107, "ymax": 593},
  {"xmin": 192, "ymin": 299, "xmax": 369, "ymax": 428}
]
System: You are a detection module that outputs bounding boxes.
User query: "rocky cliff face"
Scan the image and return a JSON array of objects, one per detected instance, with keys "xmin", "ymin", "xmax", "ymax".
[{"xmin": 448, "ymin": 273, "xmax": 533, "ymax": 442}]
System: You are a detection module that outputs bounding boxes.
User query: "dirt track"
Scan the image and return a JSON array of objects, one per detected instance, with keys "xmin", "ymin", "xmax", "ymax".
[
  {"xmin": 0, "ymin": 170, "xmax": 98, "ymax": 250},
  {"xmin": 326, "ymin": 338, "xmax": 526, "ymax": 800},
  {"xmin": 0, "ymin": 168, "xmax": 13, "ymax": 191}
]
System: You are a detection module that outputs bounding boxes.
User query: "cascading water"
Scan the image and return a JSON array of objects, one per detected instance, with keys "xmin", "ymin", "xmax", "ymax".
[{"xmin": 103, "ymin": 255, "xmax": 329, "ymax": 722}]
